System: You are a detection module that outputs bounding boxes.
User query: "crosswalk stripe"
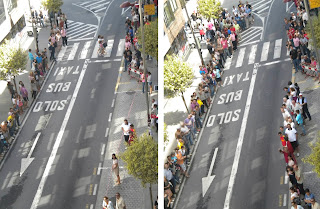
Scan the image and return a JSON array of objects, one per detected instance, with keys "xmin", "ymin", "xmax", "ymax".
[
  {"xmin": 85, "ymin": 0, "xmax": 107, "ymax": 8},
  {"xmin": 253, "ymin": 0, "xmax": 272, "ymax": 10},
  {"xmin": 116, "ymin": 39, "xmax": 125, "ymax": 57},
  {"xmin": 79, "ymin": 0, "xmax": 105, "ymax": 6},
  {"xmin": 104, "ymin": 39, "xmax": 114, "ymax": 57},
  {"xmin": 57, "ymin": 45, "xmax": 68, "ymax": 61},
  {"xmin": 68, "ymin": 43, "xmax": 79, "ymax": 60},
  {"xmin": 236, "ymin": 48, "xmax": 246, "ymax": 68},
  {"xmin": 67, "ymin": 22, "xmax": 84, "ymax": 29},
  {"xmin": 91, "ymin": 41, "xmax": 100, "ymax": 58},
  {"xmin": 69, "ymin": 27, "xmax": 96, "ymax": 39},
  {"xmin": 240, "ymin": 28, "xmax": 261, "ymax": 43},
  {"xmin": 224, "ymin": 57, "xmax": 232, "ymax": 70},
  {"xmin": 260, "ymin": 42, "xmax": 270, "ymax": 62},
  {"xmin": 248, "ymin": 44, "xmax": 257, "ymax": 64},
  {"xmin": 257, "ymin": 6, "xmax": 269, "ymax": 14},
  {"xmin": 95, "ymin": 7, "xmax": 106, "ymax": 12},
  {"xmin": 90, "ymin": 2, "xmax": 109, "ymax": 10},
  {"xmin": 274, "ymin": 39, "xmax": 282, "ymax": 59},
  {"xmin": 79, "ymin": 41, "xmax": 92, "ymax": 59},
  {"xmin": 241, "ymin": 27, "xmax": 255, "ymax": 37},
  {"xmin": 67, "ymin": 25, "xmax": 90, "ymax": 36}
]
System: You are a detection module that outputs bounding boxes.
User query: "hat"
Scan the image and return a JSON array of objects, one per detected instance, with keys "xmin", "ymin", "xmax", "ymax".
[
  {"xmin": 126, "ymin": 17, "xmax": 129, "ymax": 19},
  {"xmin": 299, "ymin": 93, "xmax": 303, "ymax": 96}
]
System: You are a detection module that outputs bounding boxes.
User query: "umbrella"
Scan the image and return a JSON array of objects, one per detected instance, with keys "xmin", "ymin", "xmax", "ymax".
[{"xmin": 120, "ymin": 1, "xmax": 134, "ymax": 8}]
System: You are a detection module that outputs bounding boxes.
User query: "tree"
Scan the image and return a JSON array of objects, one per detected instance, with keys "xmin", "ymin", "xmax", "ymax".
[
  {"xmin": 137, "ymin": 19, "xmax": 158, "ymax": 60},
  {"xmin": 303, "ymin": 134, "xmax": 320, "ymax": 177},
  {"xmin": 0, "ymin": 40, "xmax": 28, "ymax": 91},
  {"xmin": 41, "ymin": 0, "xmax": 63, "ymax": 13},
  {"xmin": 164, "ymin": 123, "xmax": 169, "ymax": 146},
  {"xmin": 120, "ymin": 132, "xmax": 158, "ymax": 209},
  {"xmin": 164, "ymin": 55, "xmax": 194, "ymax": 112},
  {"xmin": 197, "ymin": 0, "xmax": 223, "ymax": 20},
  {"xmin": 305, "ymin": 14, "xmax": 320, "ymax": 49}
]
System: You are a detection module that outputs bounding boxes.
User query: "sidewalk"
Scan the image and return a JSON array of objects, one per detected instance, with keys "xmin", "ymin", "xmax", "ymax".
[{"xmin": 94, "ymin": 58, "xmax": 158, "ymax": 209}]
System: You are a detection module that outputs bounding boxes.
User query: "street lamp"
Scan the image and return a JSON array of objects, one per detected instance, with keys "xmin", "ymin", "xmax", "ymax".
[{"xmin": 27, "ymin": 0, "xmax": 39, "ymax": 53}]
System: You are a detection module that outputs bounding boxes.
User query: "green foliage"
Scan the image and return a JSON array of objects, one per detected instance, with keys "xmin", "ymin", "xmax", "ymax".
[
  {"xmin": 120, "ymin": 132, "xmax": 158, "ymax": 187},
  {"xmin": 0, "ymin": 40, "xmax": 27, "ymax": 80},
  {"xmin": 41, "ymin": 0, "xmax": 63, "ymax": 13},
  {"xmin": 197, "ymin": 0, "xmax": 223, "ymax": 20},
  {"xmin": 164, "ymin": 55, "xmax": 194, "ymax": 98},
  {"xmin": 164, "ymin": 123, "xmax": 169, "ymax": 145},
  {"xmin": 137, "ymin": 19, "xmax": 158, "ymax": 60},
  {"xmin": 303, "ymin": 132, "xmax": 320, "ymax": 177},
  {"xmin": 305, "ymin": 14, "xmax": 320, "ymax": 49}
]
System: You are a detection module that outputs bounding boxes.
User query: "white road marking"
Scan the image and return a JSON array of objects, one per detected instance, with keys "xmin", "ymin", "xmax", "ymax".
[
  {"xmin": 101, "ymin": 144, "xmax": 106, "ymax": 155},
  {"xmin": 260, "ymin": 42, "xmax": 270, "ymax": 62},
  {"xmin": 240, "ymin": 33, "xmax": 261, "ymax": 45},
  {"xmin": 81, "ymin": 0, "xmax": 106, "ymax": 7},
  {"xmin": 90, "ymin": 2, "xmax": 109, "ymax": 10},
  {"xmin": 284, "ymin": 172, "xmax": 289, "ymax": 184},
  {"xmin": 70, "ymin": 28, "xmax": 96, "ymax": 40},
  {"xmin": 67, "ymin": 25, "xmax": 88, "ymax": 35},
  {"xmin": 257, "ymin": 6, "xmax": 269, "ymax": 14},
  {"xmin": 274, "ymin": 39, "xmax": 282, "ymax": 59},
  {"xmin": 95, "ymin": 7, "xmax": 107, "ymax": 13},
  {"xmin": 283, "ymin": 194, "xmax": 287, "ymax": 206},
  {"xmin": 79, "ymin": 41, "xmax": 91, "ymax": 59},
  {"xmin": 105, "ymin": 127, "xmax": 109, "ymax": 137},
  {"xmin": 91, "ymin": 41, "xmax": 99, "ymax": 58},
  {"xmin": 53, "ymin": 67, "xmax": 59, "ymax": 76},
  {"xmin": 113, "ymin": 58, "xmax": 122, "ymax": 61},
  {"xmin": 223, "ymin": 63, "xmax": 259, "ymax": 209},
  {"xmin": 254, "ymin": 0, "xmax": 272, "ymax": 10},
  {"xmin": 92, "ymin": 60, "xmax": 110, "ymax": 63},
  {"xmin": 236, "ymin": 48, "xmax": 246, "ymax": 68},
  {"xmin": 30, "ymin": 59, "xmax": 90, "ymax": 209},
  {"xmin": 240, "ymin": 27, "xmax": 254, "ymax": 37},
  {"xmin": 67, "ymin": 43, "xmax": 79, "ymax": 60},
  {"xmin": 104, "ymin": 39, "xmax": 114, "ymax": 57},
  {"xmin": 224, "ymin": 57, "xmax": 232, "ymax": 70},
  {"xmin": 260, "ymin": 58, "xmax": 291, "ymax": 66},
  {"xmin": 57, "ymin": 45, "xmax": 67, "ymax": 61},
  {"xmin": 116, "ymin": 39, "xmax": 125, "ymax": 57},
  {"xmin": 90, "ymin": 88, "xmax": 96, "ymax": 99},
  {"xmin": 111, "ymin": 99, "xmax": 115, "ymax": 108},
  {"xmin": 240, "ymin": 28, "xmax": 261, "ymax": 43},
  {"xmin": 248, "ymin": 44, "xmax": 257, "ymax": 65},
  {"xmin": 93, "ymin": 184, "xmax": 98, "ymax": 195},
  {"xmin": 97, "ymin": 163, "xmax": 102, "ymax": 175},
  {"xmin": 108, "ymin": 113, "xmax": 112, "ymax": 122},
  {"xmin": 121, "ymin": 7, "xmax": 131, "ymax": 15},
  {"xmin": 90, "ymin": 204, "xmax": 94, "ymax": 209}
]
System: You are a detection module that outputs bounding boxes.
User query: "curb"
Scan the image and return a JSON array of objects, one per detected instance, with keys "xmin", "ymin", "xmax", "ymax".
[
  {"xmin": 0, "ymin": 60, "xmax": 56, "ymax": 171},
  {"xmin": 172, "ymin": 87, "xmax": 219, "ymax": 209}
]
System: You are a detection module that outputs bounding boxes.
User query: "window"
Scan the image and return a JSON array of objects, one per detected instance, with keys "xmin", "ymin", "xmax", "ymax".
[
  {"xmin": 5, "ymin": 0, "xmax": 17, "ymax": 13},
  {"xmin": 169, "ymin": 0, "xmax": 177, "ymax": 12},
  {"xmin": 0, "ymin": 0, "xmax": 5, "ymax": 25},
  {"xmin": 164, "ymin": 1, "xmax": 175, "ymax": 27}
]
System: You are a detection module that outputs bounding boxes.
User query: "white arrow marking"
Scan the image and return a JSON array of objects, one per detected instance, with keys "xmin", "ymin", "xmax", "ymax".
[
  {"xmin": 121, "ymin": 7, "xmax": 131, "ymax": 16},
  {"xmin": 20, "ymin": 132, "xmax": 41, "ymax": 176},
  {"xmin": 202, "ymin": 147, "xmax": 218, "ymax": 197}
]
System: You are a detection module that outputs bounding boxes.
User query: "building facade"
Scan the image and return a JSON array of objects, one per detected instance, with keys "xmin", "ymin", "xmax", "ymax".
[{"xmin": 163, "ymin": 0, "xmax": 190, "ymax": 59}]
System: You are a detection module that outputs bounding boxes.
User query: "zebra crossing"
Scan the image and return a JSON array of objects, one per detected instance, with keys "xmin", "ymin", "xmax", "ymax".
[
  {"xmin": 224, "ymin": 38, "xmax": 290, "ymax": 70},
  {"xmin": 250, "ymin": 0, "xmax": 271, "ymax": 17},
  {"xmin": 67, "ymin": 20, "xmax": 98, "ymax": 41},
  {"xmin": 73, "ymin": 0, "xmax": 110, "ymax": 14},
  {"xmin": 55, "ymin": 38, "xmax": 124, "ymax": 62}
]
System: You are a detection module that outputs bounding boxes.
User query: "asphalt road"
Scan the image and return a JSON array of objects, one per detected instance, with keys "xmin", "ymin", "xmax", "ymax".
[
  {"xmin": 177, "ymin": 0, "xmax": 295, "ymax": 208},
  {"xmin": 0, "ymin": 0, "xmax": 128, "ymax": 208}
]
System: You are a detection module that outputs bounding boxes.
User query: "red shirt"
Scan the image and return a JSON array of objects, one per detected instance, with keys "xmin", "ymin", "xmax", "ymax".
[{"xmin": 288, "ymin": 28, "xmax": 295, "ymax": 40}]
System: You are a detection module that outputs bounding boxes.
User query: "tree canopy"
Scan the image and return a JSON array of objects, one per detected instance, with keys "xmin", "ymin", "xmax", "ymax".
[
  {"xmin": 303, "ymin": 134, "xmax": 320, "ymax": 177},
  {"xmin": 41, "ymin": 0, "xmax": 63, "ymax": 13},
  {"xmin": 164, "ymin": 55, "xmax": 194, "ymax": 98},
  {"xmin": 197, "ymin": 0, "xmax": 223, "ymax": 20},
  {"xmin": 137, "ymin": 19, "xmax": 158, "ymax": 60},
  {"xmin": 120, "ymin": 132, "xmax": 158, "ymax": 187},
  {"xmin": 305, "ymin": 14, "xmax": 320, "ymax": 49},
  {"xmin": 0, "ymin": 40, "xmax": 27, "ymax": 81}
]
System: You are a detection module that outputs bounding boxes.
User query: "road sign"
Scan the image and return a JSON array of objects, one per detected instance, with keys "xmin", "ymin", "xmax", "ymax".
[
  {"xmin": 309, "ymin": 0, "xmax": 320, "ymax": 9},
  {"xmin": 144, "ymin": 4, "xmax": 155, "ymax": 15}
]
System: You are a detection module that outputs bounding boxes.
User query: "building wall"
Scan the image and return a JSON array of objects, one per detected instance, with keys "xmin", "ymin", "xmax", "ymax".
[{"xmin": 164, "ymin": 0, "xmax": 185, "ymax": 44}]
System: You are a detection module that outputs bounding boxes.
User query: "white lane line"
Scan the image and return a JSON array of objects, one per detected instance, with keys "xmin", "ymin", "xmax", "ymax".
[
  {"xmin": 30, "ymin": 59, "xmax": 90, "ymax": 209},
  {"xmin": 113, "ymin": 58, "xmax": 122, "ymax": 61},
  {"xmin": 223, "ymin": 63, "xmax": 259, "ymax": 209},
  {"xmin": 90, "ymin": 88, "xmax": 96, "ymax": 99},
  {"xmin": 97, "ymin": 163, "xmax": 102, "ymax": 175},
  {"xmin": 90, "ymin": 204, "xmax": 94, "ymax": 209},
  {"xmin": 111, "ymin": 99, "xmax": 115, "ymax": 108},
  {"xmin": 108, "ymin": 113, "xmax": 112, "ymax": 122},
  {"xmin": 67, "ymin": 24, "xmax": 88, "ymax": 35},
  {"xmin": 90, "ymin": 2, "xmax": 109, "ymax": 10},
  {"xmin": 260, "ymin": 58, "xmax": 291, "ymax": 66},
  {"xmin": 67, "ymin": 22, "xmax": 84, "ymax": 29},
  {"xmin": 260, "ymin": 42, "xmax": 270, "ymax": 62},
  {"xmin": 69, "ymin": 27, "xmax": 96, "ymax": 39},
  {"xmin": 248, "ymin": 44, "xmax": 257, "ymax": 65},
  {"xmin": 104, "ymin": 39, "xmax": 114, "ymax": 57},
  {"xmin": 92, "ymin": 60, "xmax": 110, "ymax": 63},
  {"xmin": 240, "ymin": 27, "xmax": 254, "ymax": 37},
  {"xmin": 95, "ymin": 7, "xmax": 107, "ymax": 13},
  {"xmin": 91, "ymin": 41, "xmax": 99, "ymax": 59},
  {"xmin": 101, "ymin": 144, "xmax": 106, "ymax": 155},
  {"xmin": 116, "ymin": 39, "xmax": 125, "ymax": 57},
  {"xmin": 283, "ymin": 193, "xmax": 287, "ymax": 206},
  {"xmin": 284, "ymin": 172, "xmax": 289, "ymax": 184},
  {"xmin": 92, "ymin": 184, "xmax": 98, "ymax": 195},
  {"xmin": 67, "ymin": 43, "xmax": 79, "ymax": 60},
  {"xmin": 79, "ymin": 41, "xmax": 92, "ymax": 59},
  {"xmin": 224, "ymin": 57, "xmax": 232, "ymax": 70},
  {"xmin": 57, "ymin": 45, "xmax": 67, "ymax": 61},
  {"xmin": 105, "ymin": 127, "xmax": 109, "ymax": 137},
  {"xmin": 254, "ymin": 0, "xmax": 272, "ymax": 10},
  {"xmin": 80, "ymin": 0, "xmax": 105, "ymax": 6},
  {"xmin": 236, "ymin": 48, "xmax": 246, "ymax": 68},
  {"xmin": 274, "ymin": 39, "xmax": 282, "ymax": 59},
  {"xmin": 257, "ymin": 6, "xmax": 269, "ymax": 14},
  {"xmin": 239, "ymin": 28, "xmax": 261, "ymax": 43}
]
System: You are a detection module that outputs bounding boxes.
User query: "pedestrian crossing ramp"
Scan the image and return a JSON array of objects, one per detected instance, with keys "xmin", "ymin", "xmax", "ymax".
[{"xmin": 56, "ymin": 38, "xmax": 125, "ymax": 62}]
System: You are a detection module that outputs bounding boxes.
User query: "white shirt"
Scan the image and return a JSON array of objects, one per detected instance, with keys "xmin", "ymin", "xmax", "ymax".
[
  {"xmin": 284, "ymin": 121, "xmax": 295, "ymax": 129},
  {"xmin": 103, "ymin": 200, "xmax": 115, "ymax": 209},
  {"xmin": 121, "ymin": 123, "xmax": 131, "ymax": 135},
  {"xmin": 285, "ymin": 128, "xmax": 297, "ymax": 142},
  {"xmin": 282, "ymin": 109, "xmax": 291, "ymax": 120},
  {"xmin": 302, "ymin": 12, "xmax": 308, "ymax": 21},
  {"xmin": 116, "ymin": 196, "xmax": 126, "ymax": 209}
]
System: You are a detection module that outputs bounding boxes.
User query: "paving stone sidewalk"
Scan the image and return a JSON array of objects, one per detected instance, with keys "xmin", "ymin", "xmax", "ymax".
[{"xmin": 94, "ymin": 58, "xmax": 158, "ymax": 209}]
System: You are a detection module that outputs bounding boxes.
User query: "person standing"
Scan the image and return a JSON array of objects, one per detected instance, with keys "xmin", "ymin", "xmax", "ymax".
[
  {"xmin": 20, "ymin": 84, "xmax": 29, "ymax": 108},
  {"xmin": 49, "ymin": 42, "xmax": 56, "ymax": 61},
  {"xmin": 121, "ymin": 119, "xmax": 131, "ymax": 144},
  {"xmin": 311, "ymin": 198, "xmax": 320, "ymax": 209},
  {"xmin": 304, "ymin": 189, "xmax": 315, "ymax": 209},
  {"xmin": 293, "ymin": 164, "xmax": 305, "ymax": 195},
  {"xmin": 285, "ymin": 124, "xmax": 300, "ymax": 157},
  {"xmin": 141, "ymin": 73, "xmax": 145, "ymax": 93},
  {"xmin": 295, "ymin": 110, "xmax": 306, "ymax": 136},
  {"xmin": 28, "ymin": 49, "xmax": 34, "ymax": 68},
  {"xmin": 115, "ymin": 193, "xmax": 126, "ymax": 209},
  {"xmin": 147, "ymin": 72, "xmax": 152, "ymax": 94},
  {"xmin": 112, "ymin": 154, "xmax": 121, "ymax": 185},
  {"xmin": 103, "ymin": 196, "xmax": 115, "ymax": 209},
  {"xmin": 61, "ymin": 28, "xmax": 67, "ymax": 46},
  {"xmin": 164, "ymin": 162, "xmax": 176, "ymax": 194},
  {"xmin": 7, "ymin": 81, "xmax": 14, "ymax": 98},
  {"xmin": 297, "ymin": 93, "xmax": 311, "ymax": 121}
]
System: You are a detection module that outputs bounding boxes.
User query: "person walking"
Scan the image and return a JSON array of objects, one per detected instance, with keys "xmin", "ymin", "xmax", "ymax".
[
  {"xmin": 115, "ymin": 193, "xmax": 126, "ymax": 209},
  {"xmin": 112, "ymin": 153, "xmax": 121, "ymax": 185},
  {"xmin": 103, "ymin": 196, "xmax": 115, "ymax": 209},
  {"xmin": 121, "ymin": 119, "xmax": 131, "ymax": 144},
  {"xmin": 297, "ymin": 93, "xmax": 311, "ymax": 121}
]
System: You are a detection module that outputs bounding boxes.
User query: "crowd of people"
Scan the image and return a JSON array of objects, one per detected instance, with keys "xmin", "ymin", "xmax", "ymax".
[{"xmin": 279, "ymin": 2, "xmax": 319, "ymax": 209}]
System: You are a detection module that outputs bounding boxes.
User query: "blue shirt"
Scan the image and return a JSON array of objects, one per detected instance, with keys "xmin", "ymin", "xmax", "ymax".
[
  {"xmin": 36, "ymin": 56, "xmax": 42, "ymax": 64},
  {"xmin": 28, "ymin": 52, "xmax": 34, "ymax": 60},
  {"xmin": 245, "ymin": 8, "xmax": 251, "ymax": 14},
  {"xmin": 305, "ymin": 193, "xmax": 314, "ymax": 206},
  {"xmin": 215, "ymin": 69, "xmax": 221, "ymax": 78},
  {"xmin": 296, "ymin": 114, "xmax": 303, "ymax": 125}
]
